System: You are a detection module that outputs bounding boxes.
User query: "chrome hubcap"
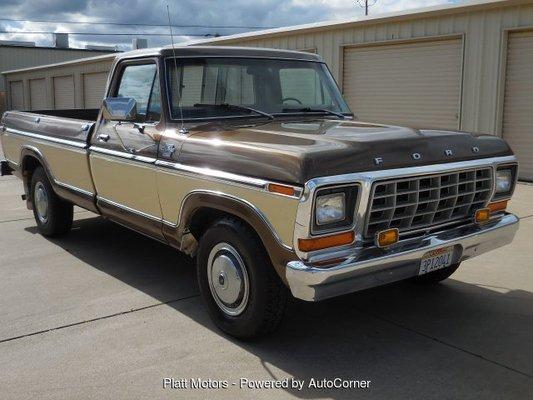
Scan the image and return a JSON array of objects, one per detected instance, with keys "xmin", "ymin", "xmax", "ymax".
[
  {"xmin": 207, "ymin": 243, "xmax": 249, "ymax": 316},
  {"xmin": 34, "ymin": 182, "xmax": 49, "ymax": 224}
]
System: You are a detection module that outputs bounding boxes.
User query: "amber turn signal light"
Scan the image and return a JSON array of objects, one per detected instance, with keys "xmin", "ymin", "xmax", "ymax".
[
  {"xmin": 268, "ymin": 183, "xmax": 295, "ymax": 197},
  {"xmin": 488, "ymin": 200, "xmax": 508, "ymax": 213},
  {"xmin": 375, "ymin": 228, "xmax": 399, "ymax": 248},
  {"xmin": 475, "ymin": 208, "xmax": 491, "ymax": 223},
  {"xmin": 298, "ymin": 231, "xmax": 355, "ymax": 252}
]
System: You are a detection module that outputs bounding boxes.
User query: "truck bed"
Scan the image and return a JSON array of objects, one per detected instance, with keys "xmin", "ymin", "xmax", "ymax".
[
  {"xmin": 2, "ymin": 109, "xmax": 99, "ymax": 146},
  {"xmin": 1, "ymin": 109, "xmax": 99, "ymax": 212}
]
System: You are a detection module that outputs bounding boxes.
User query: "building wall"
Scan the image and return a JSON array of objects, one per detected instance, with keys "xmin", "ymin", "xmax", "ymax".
[
  {"xmin": 3, "ymin": 56, "xmax": 115, "ymax": 111},
  {"xmin": 199, "ymin": 2, "xmax": 533, "ymax": 136},
  {"xmin": 0, "ymin": 46, "xmax": 113, "ymax": 91}
]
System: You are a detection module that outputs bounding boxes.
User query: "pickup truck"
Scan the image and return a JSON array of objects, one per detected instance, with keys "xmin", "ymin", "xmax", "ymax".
[{"xmin": 0, "ymin": 46, "xmax": 520, "ymax": 339}]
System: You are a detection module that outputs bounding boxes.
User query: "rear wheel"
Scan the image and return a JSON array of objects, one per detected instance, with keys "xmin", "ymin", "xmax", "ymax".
[
  {"xmin": 410, "ymin": 263, "xmax": 461, "ymax": 285},
  {"xmin": 196, "ymin": 217, "xmax": 288, "ymax": 339},
  {"xmin": 30, "ymin": 167, "xmax": 73, "ymax": 237}
]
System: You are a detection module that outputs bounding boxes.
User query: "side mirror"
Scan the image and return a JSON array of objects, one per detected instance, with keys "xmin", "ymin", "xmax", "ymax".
[{"xmin": 102, "ymin": 97, "xmax": 137, "ymax": 121}]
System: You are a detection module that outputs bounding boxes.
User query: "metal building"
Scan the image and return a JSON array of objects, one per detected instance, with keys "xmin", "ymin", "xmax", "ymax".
[
  {"xmin": 2, "ymin": 0, "xmax": 533, "ymax": 180},
  {"xmin": 194, "ymin": 0, "xmax": 533, "ymax": 181},
  {"xmin": 0, "ymin": 40, "xmax": 116, "ymax": 112}
]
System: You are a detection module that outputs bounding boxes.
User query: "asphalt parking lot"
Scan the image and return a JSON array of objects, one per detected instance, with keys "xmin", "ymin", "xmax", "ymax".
[{"xmin": 1, "ymin": 166, "xmax": 532, "ymax": 399}]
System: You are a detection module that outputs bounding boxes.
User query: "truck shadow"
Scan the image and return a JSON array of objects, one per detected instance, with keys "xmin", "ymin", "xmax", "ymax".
[{"xmin": 26, "ymin": 215, "xmax": 533, "ymax": 399}]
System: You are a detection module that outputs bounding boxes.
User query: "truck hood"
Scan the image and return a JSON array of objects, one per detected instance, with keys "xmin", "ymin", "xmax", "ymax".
[{"xmin": 177, "ymin": 119, "xmax": 513, "ymax": 185}]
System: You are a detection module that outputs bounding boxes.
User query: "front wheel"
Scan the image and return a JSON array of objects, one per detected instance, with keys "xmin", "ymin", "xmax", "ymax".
[
  {"xmin": 410, "ymin": 263, "xmax": 461, "ymax": 285},
  {"xmin": 30, "ymin": 167, "xmax": 73, "ymax": 237},
  {"xmin": 196, "ymin": 217, "xmax": 288, "ymax": 339}
]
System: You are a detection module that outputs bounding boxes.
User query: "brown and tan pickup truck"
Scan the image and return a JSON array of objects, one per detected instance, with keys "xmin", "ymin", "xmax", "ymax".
[{"xmin": 0, "ymin": 46, "xmax": 520, "ymax": 338}]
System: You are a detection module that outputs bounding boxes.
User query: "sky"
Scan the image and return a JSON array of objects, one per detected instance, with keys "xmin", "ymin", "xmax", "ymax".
[{"xmin": 0, "ymin": 0, "xmax": 464, "ymax": 51}]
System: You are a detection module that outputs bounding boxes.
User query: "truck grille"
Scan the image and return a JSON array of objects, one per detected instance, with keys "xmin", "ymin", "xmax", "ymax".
[{"xmin": 365, "ymin": 168, "xmax": 493, "ymax": 238}]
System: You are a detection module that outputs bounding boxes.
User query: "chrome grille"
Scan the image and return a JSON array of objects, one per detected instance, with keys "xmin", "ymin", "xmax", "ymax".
[{"xmin": 365, "ymin": 168, "xmax": 493, "ymax": 238}]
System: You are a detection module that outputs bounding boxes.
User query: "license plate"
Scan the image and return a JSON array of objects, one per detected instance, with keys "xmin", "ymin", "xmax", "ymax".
[{"xmin": 419, "ymin": 246, "xmax": 454, "ymax": 275}]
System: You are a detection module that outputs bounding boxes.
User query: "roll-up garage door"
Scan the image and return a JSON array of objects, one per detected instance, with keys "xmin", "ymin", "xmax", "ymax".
[
  {"xmin": 502, "ymin": 31, "xmax": 533, "ymax": 181},
  {"xmin": 53, "ymin": 75, "xmax": 75, "ymax": 109},
  {"xmin": 10, "ymin": 81, "xmax": 24, "ymax": 110},
  {"xmin": 342, "ymin": 37, "xmax": 463, "ymax": 129},
  {"xmin": 30, "ymin": 79, "xmax": 47, "ymax": 110},
  {"xmin": 83, "ymin": 72, "xmax": 108, "ymax": 109}
]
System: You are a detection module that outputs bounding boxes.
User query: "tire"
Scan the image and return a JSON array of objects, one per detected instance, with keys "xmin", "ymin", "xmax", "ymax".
[
  {"xmin": 30, "ymin": 166, "xmax": 73, "ymax": 237},
  {"xmin": 410, "ymin": 263, "xmax": 461, "ymax": 285},
  {"xmin": 196, "ymin": 217, "xmax": 288, "ymax": 339}
]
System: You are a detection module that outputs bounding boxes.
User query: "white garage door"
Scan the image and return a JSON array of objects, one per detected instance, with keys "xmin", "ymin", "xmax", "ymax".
[
  {"xmin": 10, "ymin": 81, "xmax": 24, "ymax": 110},
  {"xmin": 342, "ymin": 38, "xmax": 463, "ymax": 129},
  {"xmin": 30, "ymin": 79, "xmax": 47, "ymax": 110},
  {"xmin": 503, "ymin": 31, "xmax": 533, "ymax": 181},
  {"xmin": 53, "ymin": 75, "xmax": 75, "ymax": 109},
  {"xmin": 83, "ymin": 72, "xmax": 108, "ymax": 109}
]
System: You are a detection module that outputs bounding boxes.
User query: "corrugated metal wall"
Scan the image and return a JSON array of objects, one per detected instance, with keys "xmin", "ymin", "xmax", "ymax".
[
  {"xmin": 3, "ymin": 56, "xmax": 114, "ymax": 110},
  {"xmin": 83, "ymin": 71, "xmax": 108, "ymax": 108},
  {"xmin": 29, "ymin": 78, "xmax": 47, "ymax": 110},
  {"xmin": 342, "ymin": 37, "xmax": 463, "ymax": 129},
  {"xmin": 203, "ymin": 3, "xmax": 533, "ymax": 136},
  {"xmin": 502, "ymin": 30, "xmax": 533, "ymax": 180},
  {"xmin": 0, "ymin": 46, "xmax": 112, "ymax": 91}
]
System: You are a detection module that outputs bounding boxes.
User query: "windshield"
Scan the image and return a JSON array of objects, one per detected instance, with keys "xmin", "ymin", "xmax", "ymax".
[{"xmin": 166, "ymin": 57, "xmax": 351, "ymax": 120}]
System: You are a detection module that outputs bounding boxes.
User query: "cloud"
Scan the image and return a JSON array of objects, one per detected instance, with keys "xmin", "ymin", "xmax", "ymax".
[{"xmin": 0, "ymin": 0, "xmax": 461, "ymax": 50}]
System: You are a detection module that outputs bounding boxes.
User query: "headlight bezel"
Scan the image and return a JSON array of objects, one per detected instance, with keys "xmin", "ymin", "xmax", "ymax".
[
  {"xmin": 492, "ymin": 164, "xmax": 518, "ymax": 201},
  {"xmin": 311, "ymin": 184, "xmax": 359, "ymax": 235}
]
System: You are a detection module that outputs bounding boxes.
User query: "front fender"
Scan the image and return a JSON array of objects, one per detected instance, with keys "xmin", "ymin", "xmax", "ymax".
[{"xmin": 163, "ymin": 190, "xmax": 298, "ymax": 282}]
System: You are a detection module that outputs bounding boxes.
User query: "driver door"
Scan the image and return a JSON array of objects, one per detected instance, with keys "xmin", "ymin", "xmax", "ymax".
[{"xmin": 90, "ymin": 60, "xmax": 164, "ymax": 239}]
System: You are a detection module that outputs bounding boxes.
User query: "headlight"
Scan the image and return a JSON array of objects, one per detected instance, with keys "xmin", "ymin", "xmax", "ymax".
[
  {"xmin": 312, "ymin": 185, "xmax": 359, "ymax": 234},
  {"xmin": 493, "ymin": 165, "xmax": 517, "ymax": 199},
  {"xmin": 495, "ymin": 169, "xmax": 512, "ymax": 194},
  {"xmin": 316, "ymin": 193, "xmax": 345, "ymax": 225}
]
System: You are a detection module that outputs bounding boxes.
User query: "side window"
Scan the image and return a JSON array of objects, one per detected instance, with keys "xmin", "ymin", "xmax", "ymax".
[{"xmin": 116, "ymin": 63, "xmax": 161, "ymax": 122}]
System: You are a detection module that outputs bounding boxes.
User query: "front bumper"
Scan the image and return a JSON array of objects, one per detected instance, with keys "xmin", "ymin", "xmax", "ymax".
[{"xmin": 286, "ymin": 213, "xmax": 519, "ymax": 301}]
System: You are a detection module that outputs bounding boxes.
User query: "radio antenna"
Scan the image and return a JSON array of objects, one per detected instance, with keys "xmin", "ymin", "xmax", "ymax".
[{"xmin": 167, "ymin": 4, "xmax": 188, "ymax": 134}]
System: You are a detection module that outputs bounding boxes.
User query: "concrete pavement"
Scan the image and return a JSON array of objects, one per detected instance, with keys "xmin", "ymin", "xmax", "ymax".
[{"xmin": 0, "ymin": 171, "xmax": 532, "ymax": 399}]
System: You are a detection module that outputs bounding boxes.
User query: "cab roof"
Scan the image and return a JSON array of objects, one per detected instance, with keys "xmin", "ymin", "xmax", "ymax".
[{"xmin": 117, "ymin": 45, "xmax": 322, "ymax": 62}]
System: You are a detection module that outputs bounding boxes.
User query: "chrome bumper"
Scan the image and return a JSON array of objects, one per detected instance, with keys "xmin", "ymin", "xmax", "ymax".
[{"xmin": 286, "ymin": 213, "xmax": 519, "ymax": 301}]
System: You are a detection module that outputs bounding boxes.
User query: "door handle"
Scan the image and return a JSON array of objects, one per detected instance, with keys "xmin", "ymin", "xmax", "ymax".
[{"xmin": 97, "ymin": 133, "xmax": 110, "ymax": 142}]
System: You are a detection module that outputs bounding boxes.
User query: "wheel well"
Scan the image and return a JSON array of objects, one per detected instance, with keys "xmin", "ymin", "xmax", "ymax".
[
  {"xmin": 21, "ymin": 155, "xmax": 43, "ymax": 193},
  {"xmin": 188, "ymin": 207, "xmax": 260, "ymax": 243}
]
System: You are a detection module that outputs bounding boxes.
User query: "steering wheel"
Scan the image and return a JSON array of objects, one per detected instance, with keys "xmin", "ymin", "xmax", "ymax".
[{"xmin": 282, "ymin": 97, "xmax": 303, "ymax": 105}]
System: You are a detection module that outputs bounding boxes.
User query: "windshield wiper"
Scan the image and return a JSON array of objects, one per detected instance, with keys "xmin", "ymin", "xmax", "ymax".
[
  {"xmin": 194, "ymin": 103, "xmax": 274, "ymax": 120},
  {"xmin": 283, "ymin": 107, "xmax": 347, "ymax": 119}
]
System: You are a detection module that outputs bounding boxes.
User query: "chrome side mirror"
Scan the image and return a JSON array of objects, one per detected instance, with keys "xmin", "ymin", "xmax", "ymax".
[{"xmin": 102, "ymin": 97, "xmax": 137, "ymax": 121}]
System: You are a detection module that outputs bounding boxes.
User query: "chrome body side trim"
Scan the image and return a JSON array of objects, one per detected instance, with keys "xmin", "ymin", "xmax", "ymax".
[
  {"xmin": 55, "ymin": 180, "xmax": 94, "ymax": 197},
  {"xmin": 90, "ymin": 146, "xmax": 157, "ymax": 164},
  {"xmin": 156, "ymin": 160, "xmax": 267, "ymax": 189},
  {"xmin": 286, "ymin": 213, "xmax": 519, "ymax": 301},
  {"xmin": 5, "ymin": 127, "xmax": 87, "ymax": 149},
  {"xmin": 97, "ymin": 196, "xmax": 162, "ymax": 222},
  {"xmin": 294, "ymin": 155, "xmax": 518, "ymax": 262},
  {"xmin": 156, "ymin": 160, "xmax": 303, "ymax": 198}
]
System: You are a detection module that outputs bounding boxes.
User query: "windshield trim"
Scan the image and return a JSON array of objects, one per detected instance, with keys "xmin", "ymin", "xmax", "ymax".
[{"xmin": 163, "ymin": 56, "xmax": 352, "ymax": 123}]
